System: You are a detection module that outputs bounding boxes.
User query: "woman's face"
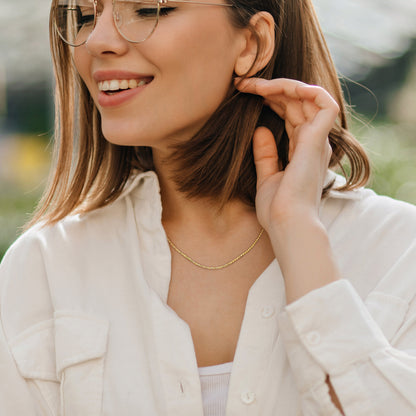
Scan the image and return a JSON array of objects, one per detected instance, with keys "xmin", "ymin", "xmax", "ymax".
[{"xmin": 74, "ymin": 0, "xmax": 246, "ymax": 150}]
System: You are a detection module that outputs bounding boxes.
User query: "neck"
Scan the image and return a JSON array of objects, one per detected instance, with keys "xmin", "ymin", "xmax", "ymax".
[
  {"xmin": 153, "ymin": 149, "xmax": 258, "ymax": 238},
  {"xmin": 152, "ymin": 149, "xmax": 274, "ymax": 275}
]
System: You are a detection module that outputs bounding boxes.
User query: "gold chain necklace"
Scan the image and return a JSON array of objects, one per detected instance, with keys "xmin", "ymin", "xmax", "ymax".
[{"xmin": 166, "ymin": 228, "xmax": 264, "ymax": 270}]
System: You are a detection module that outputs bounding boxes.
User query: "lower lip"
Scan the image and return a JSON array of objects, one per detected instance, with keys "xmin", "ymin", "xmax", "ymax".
[{"xmin": 97, "ymin": 83, "xmax": 149, "ymax": 108}]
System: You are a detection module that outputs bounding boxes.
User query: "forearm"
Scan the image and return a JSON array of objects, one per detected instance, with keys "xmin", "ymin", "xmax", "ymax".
[
  {"xmin": 278, "ymin": 279, "xmax": 416, "ymax": 415},
  {"xmin": 269, "ymin": 214, "xmax": 345, "ymax": 412},
  {"xmin": 269, "ymin": 214, "xmax": 341, "ymax": 304}
]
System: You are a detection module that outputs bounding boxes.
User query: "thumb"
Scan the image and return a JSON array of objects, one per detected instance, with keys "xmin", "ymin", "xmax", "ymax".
[{"xmin": 253, "ymin": 126, "xmax": 279, "ymax": 189}]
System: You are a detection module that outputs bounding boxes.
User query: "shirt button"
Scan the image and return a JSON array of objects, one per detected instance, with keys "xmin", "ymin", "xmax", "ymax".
[
  {"xmin": 261, "ymin": 305, "xmax": 276, "ymax": 319},
  {"xmin": 240, "ymin": 391, "xmax": 256, "ymax": 405},
  {"xmin": 305, "ymin": 331, "xmax": 321, "ymax": 346}
]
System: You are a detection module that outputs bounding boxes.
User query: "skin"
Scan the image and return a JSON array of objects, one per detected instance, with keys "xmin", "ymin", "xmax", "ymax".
[
  {"xmin": 73, "ymin": 2, "xmax": 344, "ymax": 412},
  {"xmin": 236, "ymin": 78, "xmax": 342, "ymax": 304},
  {"xmin": 74, "ymin": 0, "xmax": 247, "ymax": 150}
]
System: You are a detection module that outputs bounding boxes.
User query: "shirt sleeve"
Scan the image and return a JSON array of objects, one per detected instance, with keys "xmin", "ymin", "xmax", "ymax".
[
  {"xmin": 0, "ymin": 321, "xmax": 43, "ymax": 415},
  {"xmin": 0, "ymin": 233, "xmax": 59, "ymax": 415},
  {"xmin": 278, "ymin": 279, "xmax": 416, "ymax": 416}
]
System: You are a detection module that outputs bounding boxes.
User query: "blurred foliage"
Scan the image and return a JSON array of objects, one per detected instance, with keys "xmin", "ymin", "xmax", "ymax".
[
  {"xmin": 352, "ymin": 122, "xmax": 416, "ymax": 203},
  {"xmin": 4, "ymin": 83, "xmax": 53, "ymax": 134},
  {"xmin": 0, "ymin": 188, "xmax": 41, "ymax": 259},
  {"xmin": 0, "ymin": 135, "xmax": 49, "ymax": 259}
]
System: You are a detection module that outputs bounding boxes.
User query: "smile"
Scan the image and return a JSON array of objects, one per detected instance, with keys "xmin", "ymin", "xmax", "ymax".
[
  {"xmin": 97, "ymin": 76, "xmax": 152, "ymax": 108},
  {"xmin": 98, "ymin": 78, "xmax": 152, "ymax": 94}
]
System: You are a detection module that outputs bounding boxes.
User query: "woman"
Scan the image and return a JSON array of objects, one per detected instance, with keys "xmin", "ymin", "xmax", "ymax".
[{"xmin": 0, "ymin": 0, "xmax": 415, "ymax": 414}]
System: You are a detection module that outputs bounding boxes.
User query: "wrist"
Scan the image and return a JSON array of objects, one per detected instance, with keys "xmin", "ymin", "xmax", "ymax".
[
  {"xmin": 267, "ymin": 209, "xmax": 323, "ymax": 244},
  {"xmin": 268, "ymin": 215, "xmax": 341, "ymax": 304}
]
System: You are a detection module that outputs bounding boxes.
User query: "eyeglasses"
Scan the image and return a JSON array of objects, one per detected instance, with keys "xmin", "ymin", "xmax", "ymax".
[{"xmin": 53, "ymin": 0, "xmax": 233, "ymax": 47}]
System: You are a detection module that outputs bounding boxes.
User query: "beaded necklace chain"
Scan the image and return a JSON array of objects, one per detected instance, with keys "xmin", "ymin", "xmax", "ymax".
[{"xmin": 166, "ymin": 229, "xmax": 264, "ymax": 270}]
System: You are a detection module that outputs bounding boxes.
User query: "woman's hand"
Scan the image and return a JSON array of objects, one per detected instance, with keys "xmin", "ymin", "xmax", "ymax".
[
  {"xmin": 237, "ymin": 77, "xmax": 345, "ymax": 414},
  {"xmin": 236, "ymin": 77, "xmax": 339, "ymax": 230},
  {"xmin": 236, "ymin": 77, "xmax": 342, "ymax": 303}
]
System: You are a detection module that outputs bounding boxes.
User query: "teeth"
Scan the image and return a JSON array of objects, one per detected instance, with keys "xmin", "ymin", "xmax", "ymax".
[
  {"xmin": 128, "ymin": 79, "xmax": 138, "ymax": 89},
  {"xmin": 120, "ymin": 80, "xmax": 129, "ymax": 89},
  {"xmin": 98, "ymin": 79, "xmax": 149, "ymax": 92},
  {"xmin": 109, "ymin": 80, "xmax": 119, "ymax": 91}
]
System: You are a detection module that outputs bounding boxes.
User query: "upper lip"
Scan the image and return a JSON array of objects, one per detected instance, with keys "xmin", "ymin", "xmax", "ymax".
[{"xmin": 93, "ymin": 70, "xmax": 153, "ymax": 82}]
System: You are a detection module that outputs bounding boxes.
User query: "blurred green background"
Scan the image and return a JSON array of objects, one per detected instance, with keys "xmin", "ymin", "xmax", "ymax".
[{"xmin": 1, "ymin": 1, "xmax": 416, "ymax": 260}]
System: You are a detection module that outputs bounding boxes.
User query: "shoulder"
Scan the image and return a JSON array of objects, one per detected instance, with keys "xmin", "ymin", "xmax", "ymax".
[
  {"xmin": 322, "ymin": 174, "xmax": 416, "ymax": 244},
  {"xmin": 0, "ymin": 224, "xmax": 53, "ymax": 341},
  {"xmin": 0, "ymin": 210, "xmax": 122, "ymax": 343},
  {"xmin": 1, "ymin": 170, "xmax": 160, "ymax": 271},
  {"xmin": 0, "ymin": 171, "xmax": 160, "ymax": 340},
  {"xmin": 321, "ymin": 174, "xmax": 416, "ymax": 301}
]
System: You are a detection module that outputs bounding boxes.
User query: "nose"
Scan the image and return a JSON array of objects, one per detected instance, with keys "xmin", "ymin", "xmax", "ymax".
[{"xmin": 85, "ymin": 3, "xmax": 129, "ymax": 56}]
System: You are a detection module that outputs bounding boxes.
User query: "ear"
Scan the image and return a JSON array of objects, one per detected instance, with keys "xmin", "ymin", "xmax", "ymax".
[{"xmin": 234, "ymin": 12, "xmax": 275, "ymax": 77}]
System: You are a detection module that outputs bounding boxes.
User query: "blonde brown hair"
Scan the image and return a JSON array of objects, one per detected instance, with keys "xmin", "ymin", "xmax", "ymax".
[{"xmin": 30, "ymin": 0, "xmax": 370, "ymax": 226}]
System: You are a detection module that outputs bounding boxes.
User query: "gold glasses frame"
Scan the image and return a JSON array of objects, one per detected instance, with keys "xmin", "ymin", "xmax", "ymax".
[{"xmin": 53, "ymin": 0, "xmax": 234, "ymax": 47}]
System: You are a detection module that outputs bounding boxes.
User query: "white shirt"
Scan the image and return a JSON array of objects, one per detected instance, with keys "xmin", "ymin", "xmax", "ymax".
[{"xmin": 0, "ymin": 170, "xmax": 416, "ymax": 416}]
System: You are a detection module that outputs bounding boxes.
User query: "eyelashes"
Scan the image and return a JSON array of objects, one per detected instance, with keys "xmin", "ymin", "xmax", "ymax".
[{"xmin": 135, "ymin": 6, "xmax": 177, "ymax": 17}]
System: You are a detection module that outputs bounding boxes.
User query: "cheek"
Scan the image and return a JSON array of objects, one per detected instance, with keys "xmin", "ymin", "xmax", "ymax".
[
  {"xmin": 73, "ymin": 48, "xmax": 95, "ymax": 92},
  {"xmin": 146, "ymin": 20, "xmax": 241, "ymax": 120},
  {"xmin": 73, "ymin": 48, "xmax": 85, "ymax": 78}
]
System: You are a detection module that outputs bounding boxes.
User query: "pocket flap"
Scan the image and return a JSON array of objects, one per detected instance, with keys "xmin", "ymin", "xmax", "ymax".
[
  {"xmin": 54, "ymin": 311, "xmax": 109, "ymax": 378},
  {"xmin": 9, "ymin": 319, "xmax": 58, "ymax": 381}
]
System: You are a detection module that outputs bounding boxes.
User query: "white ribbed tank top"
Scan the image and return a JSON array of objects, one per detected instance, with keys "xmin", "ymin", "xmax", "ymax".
[{"xmin": 198, "ymin": 362, "xmax": 233, "ymax": 416}]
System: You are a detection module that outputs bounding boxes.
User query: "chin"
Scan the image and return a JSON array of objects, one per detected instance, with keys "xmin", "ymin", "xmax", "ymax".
[
  {"xmin": 102, "ymin": 132, "xmax": 147, "ymax": 147},
  {"xmin": 100, "ymin": 120, "xmax": 153, "ymax": 147}
]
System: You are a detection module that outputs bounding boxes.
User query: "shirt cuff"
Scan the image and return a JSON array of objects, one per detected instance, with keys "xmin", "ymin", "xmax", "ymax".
[{"xmin": 278, "ymin": 280, "xmax": 389, "ymax": 386}]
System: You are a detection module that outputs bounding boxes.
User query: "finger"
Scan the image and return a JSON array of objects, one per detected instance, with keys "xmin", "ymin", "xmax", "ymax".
[
  {"xmin": 301, "ymin": 99, "xmax": 319, "ymax": 122},
  {"xmin": 252, "ymin": 127, "xmax": 279, "ymax": 189},
  {"xmin": 272, "ymin": 85, "xmax": 334, "ymax": 127},
  {"xmin": 296, "ymin": 84, "xmax": 339, "ymax": 110},
  {"xmin": 237, "ymin": 78, "xmax": 317, "ymax": 128},
  {"xmin": 265, "ymin": 100, "xmax": 307, "ymax": 128},
  {"xmin": 235, "ymin": 77, "xmax": 303, "ymax": 100},
  {"xmin": 234, "ymin": 77, "xmax": 267, "ymax": 95},
  {"xmin": 296, "ymin": 85, "xmax": 339, "ymax": 129}
]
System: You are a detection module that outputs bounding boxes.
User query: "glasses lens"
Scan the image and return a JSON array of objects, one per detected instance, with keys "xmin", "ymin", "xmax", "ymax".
[
  {"xmin": 113, "ymin": 0, "xmax": 159, "ymax": 43},
  {"xmin": 55, "ymin": 0, "xmax": 95, "ymax": 46}
]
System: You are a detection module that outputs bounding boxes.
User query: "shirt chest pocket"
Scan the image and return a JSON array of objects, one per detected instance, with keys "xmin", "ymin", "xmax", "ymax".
[
  {"xmin": 55, "ymin": 312, "xmax": 109, "ymax": 416},
  {"xmin": 11, "ymin": 312, "xmax": 109, "ymax": 416}
]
